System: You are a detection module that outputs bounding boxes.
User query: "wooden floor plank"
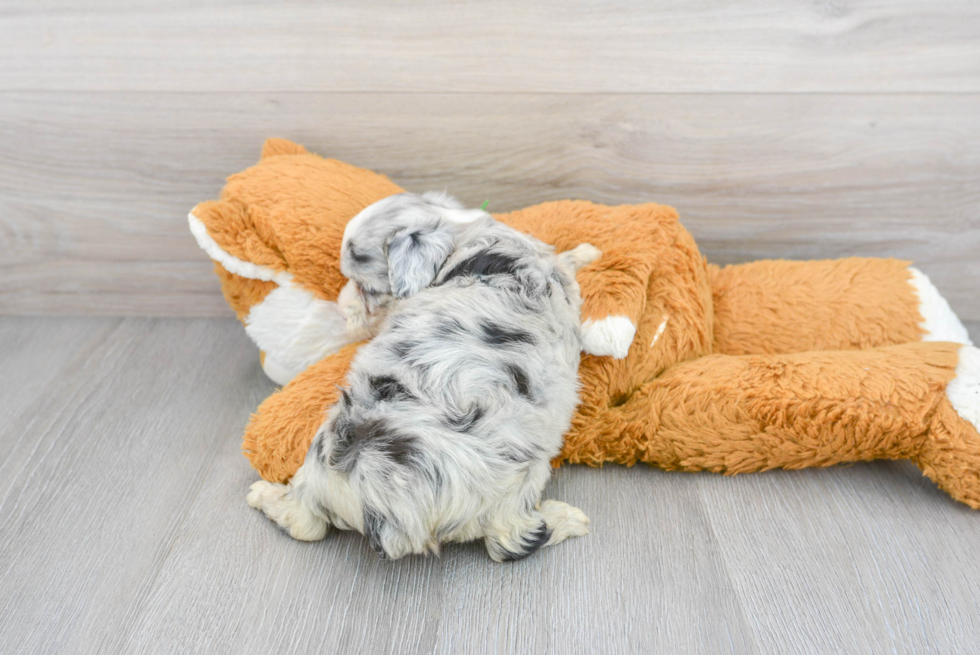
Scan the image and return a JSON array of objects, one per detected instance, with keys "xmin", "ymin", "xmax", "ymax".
[
  {"xmin": 699, "ymin": 315, "xmax": 979, "ymax": 652},
  {"xmin": 1, "ymin": 1, "xmax": 978, "ymax": 93},
  {"xmin": 0, "ymin": 317, "xmax": 127, "ymax": 510},
  {"xmin": 0, "ymin": 318, "xmax": 274, "ymax": 654},
  {"xmin": 0, "ymin": 316, "xmax": 116, "ymax": 426},
  {"xmin": 3, "ymin": 93, "xmax": 978, "ymax": 319},
  {"xmin": 434, "ymin": 467, "xmax": 758, "ymax": 655},
  {"xmin": 2, "ymin": 318, "xmax": 979, "ymax": 653},
  {"xmin": 121, "ymin": 459, "xmax": 756, "ymax": 654},
  {"xmin": 697, "ymin": 462, "xmax": 980, "ymax": 654}
]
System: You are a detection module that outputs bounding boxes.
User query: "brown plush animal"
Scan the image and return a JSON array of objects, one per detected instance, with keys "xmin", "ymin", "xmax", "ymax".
[{"xmin": 189, "ymin": 138, "xmax": 980, "ymax": 509}]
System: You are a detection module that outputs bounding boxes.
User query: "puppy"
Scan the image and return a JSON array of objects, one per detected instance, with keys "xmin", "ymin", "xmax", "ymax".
[{"xmin": 248, "ymin": 192, "xmax": 601, "ymax": 561}]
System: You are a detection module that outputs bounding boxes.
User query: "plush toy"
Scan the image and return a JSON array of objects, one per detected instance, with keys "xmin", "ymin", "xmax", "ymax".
[{"xmin": 189, "ymin": 138, "xmax": 980, "ymax": 509}]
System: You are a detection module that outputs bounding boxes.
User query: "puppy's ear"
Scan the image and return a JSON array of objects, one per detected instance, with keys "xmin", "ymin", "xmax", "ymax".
[{"xmin": 386, "ymin": 225, "xmax": 455, "ymax": 298}]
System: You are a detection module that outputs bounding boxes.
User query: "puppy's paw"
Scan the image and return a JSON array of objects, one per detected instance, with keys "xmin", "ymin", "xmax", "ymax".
[
  {"xmin": 538, "ymin": 499, "xmax": 590, "ymax": 547},
  {"xmin": 247, "ymin": 480, "xmax": 286, "ymax": 510},
  {"xmin": 338, "ymin": 282, "xmax": 373, "ymax": 339},
  {"xmin": 559, "ymin": 243, "xmax": 602, "ymax": 273},
  {"xmin": 345, "ymin": 306, "xmax": 373, "ymax": 340},
  {"xmin": 246, "ymin": 479, "xmax": 328, "ymax": 541}
]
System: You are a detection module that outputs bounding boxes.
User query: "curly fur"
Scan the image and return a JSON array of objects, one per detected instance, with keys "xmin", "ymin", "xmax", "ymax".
[{"xmin": 248, "ymin": 193, "xmax": 599, "ymax": 560}]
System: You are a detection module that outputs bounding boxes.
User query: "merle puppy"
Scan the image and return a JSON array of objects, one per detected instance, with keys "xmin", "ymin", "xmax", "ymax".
[{"xmin": 247, "ymin": 192, "xmax": 600, "ymax": 561}]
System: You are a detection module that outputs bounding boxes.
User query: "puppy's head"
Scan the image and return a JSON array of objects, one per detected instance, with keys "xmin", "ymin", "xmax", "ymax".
[{"xmin": 340, "ymin": 192, "xmax": 485, "ymax": 310}]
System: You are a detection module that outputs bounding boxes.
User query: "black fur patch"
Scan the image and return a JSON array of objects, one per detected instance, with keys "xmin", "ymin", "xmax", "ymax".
[
  {"xmin": 500, "ymin": 521, "xmax": 553, "ymax": 562},
  {"xmin": 505, "ymin": 363, "xmax": 532, "ymax": 400},
  {"xmin": 438, "ymin": 249, "xmax": 521, "ymax": 285},
  {"xmin": 339, "ymin": 387, "xmax": 352, "ymax": 408},
  {"xmin": 427, "ymin": 464, "xmax": 444, "ymax": 492},
  {"xmin": 331, "ymin": 412, "xmax": 354, "ymax": 446},
  {"xmin": 363, "ymin": 507, "xmax": 388, "ymax": 559},
  {"xmin": 369, "ymin": 375, "xmax": 415, "ymax": 402},
  {"xmin": 446, "ymin": 405, "xmax": 485, "ymax": 432},
  {"xmin": 314, "ymin": 433, "xmax": 327, "ymax": 464},
  {"xmin": 436, "ymin": 318, "xmax": 467, "ymax": 339},
  {"xmin": 348, "ymin": 245, "xmax": 372, "ymax": 264},
  {"xmin": 330, "ymin": 417, "xmax": 419, "ymax": 472},
  {"xmin": 502, "ymin": 446, "xmax": 535, "ymax": 463},
  {"xmin": 481, "ymin": 321, "xmax": 535, "ymax": 347},
  {"xmin": 393, "ymin": 340, "xmax": 420, "ymax": 359}
]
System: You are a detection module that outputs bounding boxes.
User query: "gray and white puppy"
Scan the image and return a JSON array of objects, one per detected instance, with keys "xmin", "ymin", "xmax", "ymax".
[{"xmin": 247, "ymin": 192, "xmax": 600, "ymax": 561}]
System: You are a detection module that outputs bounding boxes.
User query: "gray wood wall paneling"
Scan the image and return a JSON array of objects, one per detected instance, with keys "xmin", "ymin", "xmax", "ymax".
[{"xmin": 1, "ymin": 1, "xmax": 978, "ymax": 318}]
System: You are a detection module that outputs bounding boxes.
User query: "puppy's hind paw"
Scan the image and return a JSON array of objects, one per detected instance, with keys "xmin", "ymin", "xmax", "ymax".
[
  {"xmin": 247, "ymin": 480, "xmax": 285, "ymax": 509},
  {"xmin": 539, "ymin": 499, "xmax": 590, "ymax": 547},
  {"xmin": 246, "ymin": 479, "xmax": 328, "ymax": 542}
]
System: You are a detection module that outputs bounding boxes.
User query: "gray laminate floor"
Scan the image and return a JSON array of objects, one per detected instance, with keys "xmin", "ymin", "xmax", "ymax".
[{"xmin": 2, "ymin": 317, "xmax": 979, "ymax": 654}]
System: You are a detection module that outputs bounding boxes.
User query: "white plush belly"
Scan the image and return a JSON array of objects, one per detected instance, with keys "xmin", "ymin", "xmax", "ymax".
[{"xmin": 246, "ymin": 280, "xmax": 356, "ymax": 385}]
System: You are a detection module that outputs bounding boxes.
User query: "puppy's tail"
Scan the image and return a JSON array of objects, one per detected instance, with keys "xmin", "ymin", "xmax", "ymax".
[{"xmin": 559, "ymin": 243, "xmax": 602, "ymax": 273}]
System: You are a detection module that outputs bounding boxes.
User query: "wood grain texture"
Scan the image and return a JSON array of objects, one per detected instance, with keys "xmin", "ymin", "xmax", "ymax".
[
  {"xmin": 120, "ymin": 459, "xmax": 758, "ymax": 654},
  {"xmin": 0, "ymin": 317, "xmax": 275, "ymax": 654},
  {"xmin": 0, "ymin": 319, "xmax": 978, "ymax": 653},
  {"xmin": 1, "ymin": 1, "xmax": 978, "ymax": 93},
  {"xmin": 2, "ymin": 92, "xmax": 978, "ymax": 319},
  {"xmin": 4, "ymin": 1, "xmax": 979, "ymax": 651},
  {"xmin": 698, "ymin": 462, "xmax": 980, "ymax": 654}
]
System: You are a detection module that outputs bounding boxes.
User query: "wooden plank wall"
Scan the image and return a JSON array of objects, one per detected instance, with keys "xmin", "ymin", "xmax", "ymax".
[{"xmin": 1, "ymin": 1, "xmax": 978, "ymax": 318}]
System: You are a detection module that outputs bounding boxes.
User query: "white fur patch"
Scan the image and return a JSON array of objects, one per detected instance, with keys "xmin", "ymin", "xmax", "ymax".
[
  {"xmin": 190, "ymin": 210, "xmax": 356, "ymax": 384},
  {"xmin": 340, "ymin": 193, "xmax": 484, "ymax": 254},
  {"xmin": 580, "ymin": 315, "xmax": 636, "ymax": 359},
  {"xmin": 908, "ymin": 267, "xmax": 972, "ymax": 345},
  {"xmin": 261, "ymin": 354, "xmax": 301, "ymax": 387},
  {"xmin": 245, "ymin": 280, "xmax": 358, "ymax": 385},
  {"xmin": 947, "ymin": 346, "xmax": 980, "ymax": 432},
  {"xmin": 188, "ymin": 212, "xmax": 292, "ymax": 285},
  {"xmin": 650, "ymin": 316, "xmax": 669, "ymax": 347}
]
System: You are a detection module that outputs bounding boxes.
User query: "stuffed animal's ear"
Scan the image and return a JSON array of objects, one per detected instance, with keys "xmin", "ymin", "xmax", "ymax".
[
  {"xmin": 261, "ymin": 138, "xmax": 308, "ymax": 159},
  {"xmin": 189, "ymin": 199, "xmax": 287, "ymax": 279},
  {"xmin": 386, "ymin": 225, "xmax": 455, "ymax": 298}
]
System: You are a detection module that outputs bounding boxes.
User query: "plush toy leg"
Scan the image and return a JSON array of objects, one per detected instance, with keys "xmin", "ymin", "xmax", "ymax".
[
  {"xmin": 922, "ymin": 345, "xmax": 980, "ymax": 508},
  {"xmin": 561, "ymin": 342, "xmax": 980, "ymax": 509},
  {"xmin": 243, "ymin": 343, "xmax": 361, "ymax": 483},
  {"xmin": 709, "ymin": 258, "xmax": 971, "ymax": 356}
]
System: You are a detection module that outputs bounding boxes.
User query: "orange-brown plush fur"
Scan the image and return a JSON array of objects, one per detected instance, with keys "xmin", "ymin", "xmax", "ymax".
[
  {"xmin": 709, "ymin": 258, "xmax": 923, "ymax": 355},
  {"xmin": 214, "ymin": 263, "xmax": 277, "ymax": 321},
  {"xmin": 244, "ymin": 343, "xmax": 362, "ymax": 485},
  {"xmin": 195, "ymin": 139, "xmax": 980, "ymax": 509}
]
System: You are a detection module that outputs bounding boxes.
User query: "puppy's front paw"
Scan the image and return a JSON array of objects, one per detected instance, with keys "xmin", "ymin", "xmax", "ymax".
[
  {"xmin": 246, "ymin": 479, "xmax": 328, "ymax": 541},
  {"xmin": 559, "ymin": 243, "xmax": 602, "ymax": 273},
  {"xmin": 338, "ymin": 280, "xmax": 372, "ymax": 338},
  {"xmin": 345, "ymin": 305, "xmax": 373, "ymax": 339},
  {"xmin": 538, "ymin": 499, "xmax": 590, "ymax": 546}
]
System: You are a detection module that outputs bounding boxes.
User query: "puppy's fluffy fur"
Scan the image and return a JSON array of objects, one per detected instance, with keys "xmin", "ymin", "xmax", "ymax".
[{"xmin": 248, "ymin": 192, "xmax": 600, "ymax": 561}]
